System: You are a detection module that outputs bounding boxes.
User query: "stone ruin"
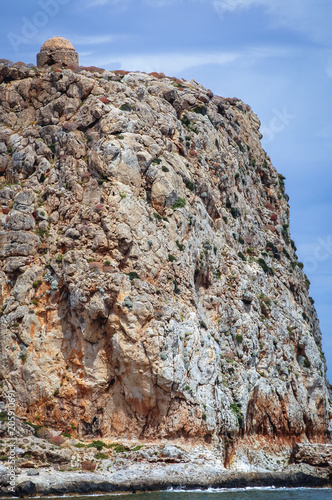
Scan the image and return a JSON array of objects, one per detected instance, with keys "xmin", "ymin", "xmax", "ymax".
[{"xmin": 37, "ymin": 36, "xmax": 79, "ymax": 68}]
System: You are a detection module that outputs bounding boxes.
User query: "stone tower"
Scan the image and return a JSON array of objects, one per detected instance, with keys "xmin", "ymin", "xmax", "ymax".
[{"xmin": 37, "ymin": 36, "xmax": 79, "ymax": 68}]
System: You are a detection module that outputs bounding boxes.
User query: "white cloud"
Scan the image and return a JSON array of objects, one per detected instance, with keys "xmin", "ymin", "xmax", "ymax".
[
  {"xmin": 71, "ymin": 34, "xmax": 127, "ymax": 46},
  {"xmin": 212, "ymin": 0, "xmax": 267, "ymax": 17},
  {"xmin": 83, "ymin": 43, "xmax": 298, "ymax": 76},
  {"xmin": 90, "ymin": 51, "xmax": 240, "ymax": 74}
]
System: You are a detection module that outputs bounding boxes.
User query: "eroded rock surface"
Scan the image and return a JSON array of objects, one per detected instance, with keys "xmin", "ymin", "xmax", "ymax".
[
  {"xmin": 292, "ymin": 442, "xmax": 332, "ymax": 468},
  {"xmin": 0, "ymin": 62, "xmax": 331, "ymax": 462}
]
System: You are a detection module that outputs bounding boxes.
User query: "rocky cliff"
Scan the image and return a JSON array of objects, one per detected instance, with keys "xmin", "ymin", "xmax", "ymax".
[{"xmin": 0, "ymin": 61, "xmax": 331, "ymax": 463}]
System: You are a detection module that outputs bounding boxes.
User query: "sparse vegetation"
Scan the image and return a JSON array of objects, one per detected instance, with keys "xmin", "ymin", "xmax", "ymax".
[
  {"xmin": 120, "ymin": 103, "xmax": 132, "ymax": 111},
  {"xmin": 192, "ymin": 105, "xmax": 206, "ymax": 115},
  {"xmin": 230, "ymin": 207, "xmax": 241, "ymax": 218},
  {"xmin": 87, "ymin": 440, "xmax": 107, "ymax": 450},
  {"xmin": 126, "ymin": 272, "xmax": 141, "ymax": 281},
  {"xmin": 230, "ymin": 402, "xmax": 243, "ymax": 426},
  {"xmin": 113, "ymin": 444, "xmax": 129, "ymax": 453},
  {"xmin": 235, "ymin": 334, "xmax": 243, "ymax": 343},
  {"xmin": 185, "ymin": 180, "xmax": 195, "ymax": 191},
  {"xmin": 132, "ymin": 445, "xmax": 144, "ymax": 451},
  {"xmin": 153, "ymin": 212, "xmax": 163, "ymax": 220},
  {"xmin": 56, "ymin": 254, "xmax": 63, "ymax": 263},
  {"xmin": 181, "ymin": 115, "xmax": 197, "ymax": 133},
  {"xmin": 259, "ymin": 293, "xmax": 271, "ymax": 306},
  {"xmin": 238, "ymin": 252, "xmax": 246, "ymax": 261},
  {"xmin": 35, "ymin": 227, "xmax": 49, "ymax": 239},
  {"xmin": 172, "ymin": 198, "xmax": 186, "ymax": 209},
  {"xmin": 304, "ymin": 358, "xmax": 311, "ymax": 368},
  {"xmin": 302, "ymin": 312, "xmax": 309, "ymax": 323},
  {"xmin": 257, "ymin": 258, "xmax": 274, "ymax": 276},
  {"xmin": 0, "ymin": 412, "xmax": 8, "ymax": 422},
  {"xmin": 176, "ymin": 240, "xmax": 185, "ymax": 251},
  {"xmin": 26, "ymin": 421, "xmax": 43, "ymax": 434}
]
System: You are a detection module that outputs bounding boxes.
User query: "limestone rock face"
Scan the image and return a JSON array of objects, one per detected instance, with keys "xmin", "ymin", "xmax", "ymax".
[{"xmin": 0, "ymin": 62, "xmax": 331, "ymax": 453}]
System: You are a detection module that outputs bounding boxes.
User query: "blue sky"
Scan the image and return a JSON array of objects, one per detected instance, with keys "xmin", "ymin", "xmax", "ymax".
[{"xmin": 1, "ymin": 0, "xmax": 332, "ymax": 377}]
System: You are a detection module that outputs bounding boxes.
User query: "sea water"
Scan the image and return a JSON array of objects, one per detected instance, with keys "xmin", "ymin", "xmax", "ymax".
[{"xmin": 47, "ymin": 489, "xmax": 332, "ymax": 500}]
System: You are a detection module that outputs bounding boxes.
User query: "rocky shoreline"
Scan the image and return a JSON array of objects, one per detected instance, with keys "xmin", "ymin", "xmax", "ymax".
[
  {"xmin": 0, "ymin": 433, "xmax": 332, "ymax": 497},
  {"xmin": 1, "ymin": 465, "xmax": 332, "ymax": 497}
]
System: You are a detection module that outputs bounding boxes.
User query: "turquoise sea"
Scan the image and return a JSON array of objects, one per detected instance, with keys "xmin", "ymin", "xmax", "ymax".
[{"xmin": 47, "ymin": 489, "xmax": 332, "ymax": 500}]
